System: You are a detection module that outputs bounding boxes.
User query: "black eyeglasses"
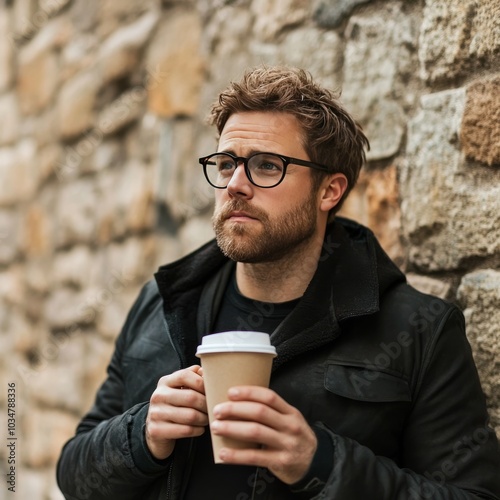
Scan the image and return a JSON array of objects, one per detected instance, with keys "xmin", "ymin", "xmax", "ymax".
[{"xmin": 199, "ymin": 152, "xmax": 331, "ymax": 189}]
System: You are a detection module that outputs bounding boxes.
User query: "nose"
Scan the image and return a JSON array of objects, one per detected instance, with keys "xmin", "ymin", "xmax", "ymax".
[{"xmin": 226, "ymin": 163, "xmax": 253, "ymax": 199}]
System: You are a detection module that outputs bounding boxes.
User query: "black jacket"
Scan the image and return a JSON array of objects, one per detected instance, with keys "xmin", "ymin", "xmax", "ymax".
[{"xmin": 57, "ymin": 218, "xmax": 500, "ymax": 499}]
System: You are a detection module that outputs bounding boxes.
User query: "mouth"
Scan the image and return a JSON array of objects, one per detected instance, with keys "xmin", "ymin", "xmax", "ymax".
[{"xmin": 226, "ymin": 211, "xmax": 259, "ymax": 222}]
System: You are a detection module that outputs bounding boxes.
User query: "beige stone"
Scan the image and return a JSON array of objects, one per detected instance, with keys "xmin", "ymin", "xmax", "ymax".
[
  {"xmin": 0, "ymin": 9, "xmax": 13, "ymax": 92},
  {"xmin": 17, "ymin": 48, "xmax": 59, "ymax": 115},
  {"xmin": 342, "ymin": 4, "xmax": 417, "ymax": 160},
  {"xmin": 419, "ymin": 0, "xmax": 500, "ymax": 83},
  {"xmin": 400, "ymin": 88, "xmax": 500, "ymax": 271},
  {"xmin": 0, "ymin": 209, "xmax": 21, "ymax": 264},
  {"xmin": 23, "ymin": 407, "xmax": 79, "ymax": 468},
  {"xmin": 52, "ymin": 246, "xmax": 94, "ymax": 289},
  {"xmin": 0, "ymin": 93, "xmax": 19, "ymax": 146},
  {"xmin": 251, "ymin": 0, "xmax": 309, "ymax": 41},
  {"xmin": 461, "ymin": 76, "xmax": 500, "ymax": 166},
  {"xmin": 96, "ymin": 162, "xmax": 155, "ymax": 240},
  {"xmin": 146, "ymin": 10, "xmax": 204, "ymax": 118},
  {"xmin": 406, "ymin": 274, "xmax": 452, "ymax": 299},
  {"xmin": 54, "ymin": 178, "xmax": 99, "ymax": 247},
  {"xmin": 57, "ymin": 69, "xmax": 100, "ymax": 139},
  {"xmin": 97, "ymin": 88, "xmax": 146, "ymax": 136},
  {"xmin": 98, "ymin": 10, "xmax": 159, "ymax": 84},
  {"xmin": 0, "ymin": 139, "xmax": 38, "ymax": 207},
  {"xmin": 457, "ymin": 269, "xmax": 500, "ymax": 435},
  {"xmin": 339, "ymin": 166, "xmax": 403, "ymax": 263}
]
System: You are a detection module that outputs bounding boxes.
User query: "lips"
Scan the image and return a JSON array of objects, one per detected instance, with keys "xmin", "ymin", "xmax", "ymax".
[{"xmin": 226, "ymin": 211, "xmax": 258, "ymax": 221}]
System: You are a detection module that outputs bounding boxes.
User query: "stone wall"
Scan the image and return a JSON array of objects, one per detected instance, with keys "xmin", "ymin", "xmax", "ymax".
[{"xmin": 0, "ymin": 0, "xmax": 498, "ymax": 498}]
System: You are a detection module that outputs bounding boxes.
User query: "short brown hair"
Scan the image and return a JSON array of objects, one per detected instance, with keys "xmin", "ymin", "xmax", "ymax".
[{"xmin": 208, "ymin": 66, "xmax": 370, "ymax": 211}]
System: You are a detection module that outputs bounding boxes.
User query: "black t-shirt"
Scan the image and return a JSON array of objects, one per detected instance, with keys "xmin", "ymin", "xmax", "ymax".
[{"xmin": 184, "ymin": 273, "xmax": 298, "ymax": 500}]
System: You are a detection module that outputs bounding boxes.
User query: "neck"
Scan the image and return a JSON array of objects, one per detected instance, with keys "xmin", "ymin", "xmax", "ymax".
[{"xmin": 235, "ymin": 229, "xmax": 326, "ymax": 303}]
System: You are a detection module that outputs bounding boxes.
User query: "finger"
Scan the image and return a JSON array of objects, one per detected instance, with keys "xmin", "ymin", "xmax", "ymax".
[
  {"xmin": 226, "ymin": 386, "xmax": 291, "ymax": 414},
  {"xmin": 213, "ymin": 401, "xmax": 280, "ymax": 429},
  {"xmin": 159, "ymin": 366, "xmax": 205, "ymax": 394},
  {"xmin": 150, "ymin": 404, "xmax": 209, "ymax": 428},
  {"xmin": 147, "ymin": 419, "xmax": 207, "ymax": 442},
  {"xmin": 211, "ymin": 418, "xmax": 283, "ymax": 449},
  {"xmin": 152, "ymin": 384, "xmax": 208, "ymax": 413}
]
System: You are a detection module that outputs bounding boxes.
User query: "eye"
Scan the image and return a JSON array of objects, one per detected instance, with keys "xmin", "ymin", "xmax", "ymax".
[
  {"xmin": 214, "ymin": 155, "xmax": 235, "ymax": 175},
  {"xmin": 252, "ymin": 154, "xmax": 284, "ymax": 174}
]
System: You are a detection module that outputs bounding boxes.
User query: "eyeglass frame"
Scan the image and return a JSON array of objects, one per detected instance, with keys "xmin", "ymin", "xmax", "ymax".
[{"xmin": 198, "ymin": 151, "xmax": 332, "ymax": 189}]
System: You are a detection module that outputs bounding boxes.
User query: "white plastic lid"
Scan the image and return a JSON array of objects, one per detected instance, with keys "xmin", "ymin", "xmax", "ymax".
[{"xmin": 196, "ymin": 331, "xmax": 277, "ymax": 357}]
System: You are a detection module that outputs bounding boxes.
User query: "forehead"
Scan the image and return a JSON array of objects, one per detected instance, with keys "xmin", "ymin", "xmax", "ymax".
[{"xmin": 218, "ymin": 111, "xmax": 306, "ymax": 156}]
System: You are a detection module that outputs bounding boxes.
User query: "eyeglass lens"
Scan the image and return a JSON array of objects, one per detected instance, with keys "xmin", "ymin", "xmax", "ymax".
[{"xmin": 204, "ymin": 153, "xmax": 286, "ymax": 188}]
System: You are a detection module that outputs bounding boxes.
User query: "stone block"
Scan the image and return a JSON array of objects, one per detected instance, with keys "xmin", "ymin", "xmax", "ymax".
[
  {"xmin": 251, "ymin": 0, "xmax": 309, "ymax": 41},
  {"xmin": 23, "ymin": 407, "xmax": 79, "ymax": 468},
  {"xmin": 419, "ymin": 0, "xmax": 500, "ymax": 83},
  {"xmin": 280, "ymin": 28, "xmax": 343, "ymax": 90},
  {"xmin": 342, "ymin": 4, "xmax": 417, "ymax": 160},
  {"xmin": 57, "ymin": 69, "xmax": 101, "ymax": 140},
  {"xmin": 24, "ymin": 334, "xmax": 88, "ymax": 413},
  {"xmin": 406, "ymin": 273, "xmax": 452, "ymax": 300},
  {"xmin": 0, "ymin": 209, "xmax": 21, "ymax": 265},
  {"xmin": 339, "ymin": 166, "xmax": 403, "ymax": 263},
  {"xmin": 0, "ymin": 9, "xmax": 14, "ymax": 92},
  {"xmin": 97, "ymin": 88, "xmax": 146, "ymax": 137},
  {"xmin": 0, "ymin": 265, "xmax": 25, "ymax": 306},
  {"xmin": 460, "ymin": 76, "xmax": 500, "ymax": 166},
  {"xmin": 179, "ymin": 215, "xmax": 215, "ymax": 256},
  {"xmin": 17, "ymin": 46, "xmax": 59, "ymax": 116},
  {"xmin": 399, "ymin": 88, "xmax": 500, "ymax": 271},
  {"xmin": 0, "ymin": 139, "xmax": 38, "ymax": 207},
  {"xmin": 457, "ymin": 269, "xmax": 500, "ymax": 434},
  {"xmin": 97, "ymin": 0, "xmax": 156, "ymax": 37},
  {"xmin": 98, "ymin": 10, "xmax": 159, "ymax": 84},
  {"xmin": 44, "ymin": 287, "xmax": 99, "ymax": 330},
  {"xmin": 23, "ymin": 204, "xmax": 52, "ymax": 258},
  {"xmin": 54, "ymin": 178, "xmax": 98, "ymax": 247},
  {"xmin": 96, "ymin": 162, "xmax": 155, "ymax": 240},
  {"xmin": 146, "ymin": 10, "xmax": 204, "ymax": 118},
  {"xmin": 313, "ymin": 0, "xmax": 372, "ymax": 29},
  {"xmin": 52, "ymin": 246, "xmax": 94, "ymax": 289},
  {"xmin": 0, "ymin": 93, "xmax": 19, "ymax": 147}
]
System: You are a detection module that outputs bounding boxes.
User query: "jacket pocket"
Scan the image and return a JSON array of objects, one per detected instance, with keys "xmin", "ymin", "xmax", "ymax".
[{"xmin": 324, "ymin": 363, "xmax": 411, "ymax": 403}]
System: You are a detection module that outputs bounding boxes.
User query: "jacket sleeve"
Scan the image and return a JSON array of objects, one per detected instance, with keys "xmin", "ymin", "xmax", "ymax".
[
  {"xmin": 314, "ymin": 307, "xmax": 500, "ymax": 500},
  {"xmin": 56, "ymin": 283, "xmax": 171, "ymax": 500}
]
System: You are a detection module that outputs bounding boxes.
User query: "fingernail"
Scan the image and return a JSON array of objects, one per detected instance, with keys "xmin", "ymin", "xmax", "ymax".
[
  {"xmin": 213, "ymin": 405, "xmax": 221, "ymax": 417},
  {"xmin": 211, "ymin": 420, "xmax": 220, "ymax": 432},
  {"xmin": 228, "ymin": 388, "xmax": 239, "ymax": 397}
]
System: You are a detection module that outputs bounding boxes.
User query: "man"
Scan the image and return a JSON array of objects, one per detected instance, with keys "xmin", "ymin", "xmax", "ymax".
[{"xmin": 57, "ymin": 66, "xmax": 500, "ymax": 499}]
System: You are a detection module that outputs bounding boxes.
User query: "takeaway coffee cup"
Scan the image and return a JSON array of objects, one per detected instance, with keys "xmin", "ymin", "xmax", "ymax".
[{"xmin": 195, "ymin": 331, "xmax": 277, "ymax": 463}]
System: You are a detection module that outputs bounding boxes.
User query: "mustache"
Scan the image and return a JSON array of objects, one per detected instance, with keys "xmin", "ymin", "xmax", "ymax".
[{"xmin": 215, "ymin": 199, "xmax": 268, "ymax": 222}]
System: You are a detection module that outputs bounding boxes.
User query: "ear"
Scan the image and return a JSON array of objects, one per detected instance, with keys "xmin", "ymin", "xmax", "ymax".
[{"xmin": 319, "ymin": 173, "xmax": 348, "ymax": 213}]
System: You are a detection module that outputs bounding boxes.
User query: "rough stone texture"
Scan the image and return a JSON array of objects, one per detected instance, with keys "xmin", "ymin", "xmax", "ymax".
[
  {"xmin": 146, "ymin": 10, "xmax": 204, "ymax": 118},
  {"xmin": 406, "ymin": 273, "xmax": 452, "ymax": 300},
  {"xmin": 460, "ymin": 76, "xmax": 500, "ymax": 166},
  {"xmin": 399, "ymin": 88, "xmax": 500, "ymax": 271},
  {"xmin": 340, "ymin": 166, "xmax": 403, "ymax": 264},
  {"xmin": 342, "ymin": 3, "xmax": 417, "ymax": 161},
  {"xmin": 251, "ymin": 0, "xmax": 310, "ymax": 41},
  {"xmin": 0, "ymin": 8, "xmax": 13, "ymax": 92},
  {"xmin": 313, "ymin": 0, "xmax": 372, "ymax": 28},
  {"xmin": 97, "ymin": 10, "xmax": 160, "ymax": 85},
  {"xmin": 457, "ymin": 270, "xmax": 500, "ymax": 434},
  {"xmin": 0, "ymin": 1, "xmax": 499, "ymax": 496},
  {"xmin": 419, "ymin": 0, "xmax": 500, "ymax": 83},
  {"xmin": 57, "ymin": 69, "xmax": 101, "ymax": 139},
  {"xmin": 0, "ymin": 93, "xmax": 20, "ymax": 146}
]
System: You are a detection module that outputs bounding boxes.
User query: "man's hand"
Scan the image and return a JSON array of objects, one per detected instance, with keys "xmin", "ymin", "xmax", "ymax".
[
  {"xmin": 145, "ymin": 365, "xmax": 208, "ymax": 460},
  {"xmin": 210, "ymin": 386, "xmax": 317, "ymax": 484}
]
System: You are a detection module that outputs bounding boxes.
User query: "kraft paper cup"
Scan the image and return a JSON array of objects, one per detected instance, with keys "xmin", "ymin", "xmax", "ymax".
[{"xmin": 195, "ymin": 331, "xmax": 277, "ymax": 463}]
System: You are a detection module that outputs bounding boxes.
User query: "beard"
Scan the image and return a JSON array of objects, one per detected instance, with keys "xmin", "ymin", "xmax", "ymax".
[{"xmin": 212, "ymin": 191, "xmax": 318, "ymax": 263}]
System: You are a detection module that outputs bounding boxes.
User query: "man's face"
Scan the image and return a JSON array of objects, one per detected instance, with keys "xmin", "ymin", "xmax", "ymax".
[{"xmin": 212, "ymin": 111, "xmax": 323, "ymax": 263}]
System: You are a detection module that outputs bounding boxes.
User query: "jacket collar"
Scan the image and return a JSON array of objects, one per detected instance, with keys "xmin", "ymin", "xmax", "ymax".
[{"xmin": 154, "ymin": 217, "xmax": 405, "ymax": 326}]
